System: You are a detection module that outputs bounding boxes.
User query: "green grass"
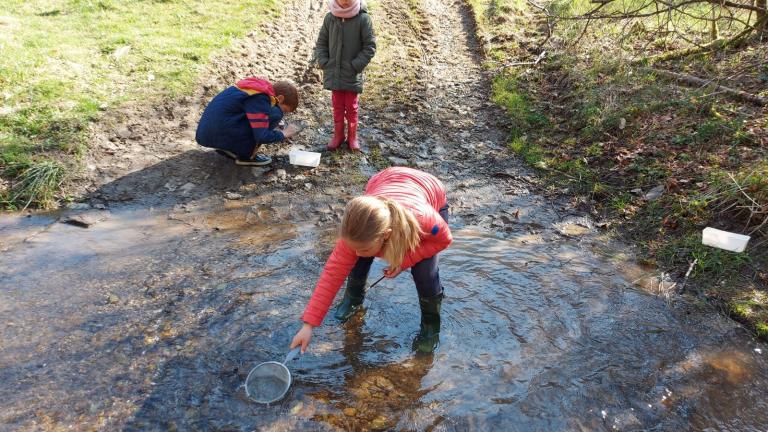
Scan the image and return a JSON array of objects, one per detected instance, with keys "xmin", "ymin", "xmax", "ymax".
[
  {"xmin": 0, "ymin": 0, "xmax": 279, "ymax": 209},
  {"xmin": 731, "ymin": 291, "xmax": 768, "ymax": 338},
  {"xmin": 491, "ymin": 73, "xmax": 549, "ymax": 138},
  {"xmin": 367, "ymin": 146, "xmax": 391, "ymax": 171},
  {"xmin": 1, "ymin": 160, "xmax": 65, "ymax": 210}
]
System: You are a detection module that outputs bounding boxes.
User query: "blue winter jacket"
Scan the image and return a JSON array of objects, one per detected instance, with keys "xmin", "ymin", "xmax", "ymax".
[{"xmin": 195, "ymin": 79, "xmax": 285, "ymax": 159}]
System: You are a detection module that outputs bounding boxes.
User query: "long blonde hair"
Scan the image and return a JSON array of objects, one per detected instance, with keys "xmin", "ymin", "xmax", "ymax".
[{"xmin": 341, "ymin": 196, "xmax": 422, "ymax": 268}]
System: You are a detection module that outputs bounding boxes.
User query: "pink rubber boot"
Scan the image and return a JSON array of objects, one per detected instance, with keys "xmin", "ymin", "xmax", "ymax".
[
  {"xmin": 345, "ymin": 91, "xmax": 360, "ymax": 151},
  {"xmin": 328, "ymin": 91, "xmax": 345, "ymax": 150}
]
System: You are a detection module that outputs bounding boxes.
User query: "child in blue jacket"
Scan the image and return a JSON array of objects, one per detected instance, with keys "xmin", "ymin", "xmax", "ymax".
[{"xmin": 196, "ymin": 78, "xmax": 300, "ymax": 166}]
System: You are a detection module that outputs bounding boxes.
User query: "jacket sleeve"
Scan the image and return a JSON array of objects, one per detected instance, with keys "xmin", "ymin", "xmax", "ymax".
[
  {"xmin": 399, "ymin": 206, "xmax": 452, "ymax": 270},
  {"xmin": 351, "ymin": 14, "xmax": 376, "ymax": 73},
  {"xmin": 315, "ymin": 15, "xmax": 331, "ymax": 67},
  {"xmin": 243, "ymin": 95, "xmax": 285, "ymax": 144},
  {"xmin": 301, "ymin": 239, "xmax": 359, "ymax": 327}
]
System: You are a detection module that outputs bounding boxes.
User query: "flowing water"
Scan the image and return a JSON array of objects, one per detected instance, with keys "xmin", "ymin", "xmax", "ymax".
[{"xmin": 1, "ymin": 204, "xmax": 767, "ymax": 431}]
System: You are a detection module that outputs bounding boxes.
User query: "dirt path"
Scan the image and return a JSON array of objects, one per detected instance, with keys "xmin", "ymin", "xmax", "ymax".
[{"xmin": 73, "ymin": 0, "xmax": 573, "ymax": 240}]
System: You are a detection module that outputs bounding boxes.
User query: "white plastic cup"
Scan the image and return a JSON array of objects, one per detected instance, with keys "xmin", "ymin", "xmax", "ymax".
[
  {"xmin": 701, "ymin": 227, "xmax": 751, "ymax": 253},
  {"xmin": 289, "ymin": 150, "xmax": 321, "ymax": 167}
]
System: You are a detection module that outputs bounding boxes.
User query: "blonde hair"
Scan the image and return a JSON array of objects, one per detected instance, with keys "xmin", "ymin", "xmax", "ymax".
[{"xmin": 341, "ymin": 196, "xmax": 422, "ymax": 268}]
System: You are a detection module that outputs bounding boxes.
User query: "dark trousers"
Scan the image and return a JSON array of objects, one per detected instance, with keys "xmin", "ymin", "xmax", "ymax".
[{"xmin": 350, "ymin": 204, "xmax": 449, "ymax": 298}]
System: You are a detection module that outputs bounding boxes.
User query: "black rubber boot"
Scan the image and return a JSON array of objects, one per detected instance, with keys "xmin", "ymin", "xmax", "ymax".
[
  {"xmin": 414, "ymin": 293, "xmax": 443, "ymax": 353},
  {"xmin": 333, "ymin": 276, "xmax": 367, "ymax": 322}
]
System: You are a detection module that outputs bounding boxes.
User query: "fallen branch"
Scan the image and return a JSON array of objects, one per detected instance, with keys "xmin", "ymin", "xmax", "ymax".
[{"xmin": 644, "ymin": 67, "xmax": 768, "ymax": 106}]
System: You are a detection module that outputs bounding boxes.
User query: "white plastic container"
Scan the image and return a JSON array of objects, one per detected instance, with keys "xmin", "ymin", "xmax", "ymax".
[
  {"xmin": 289, "ymin": 150, "xmax": 321, "ymax": 168},
  {"xmin": 702, "ymin": 227, "xmax": 751, "ymax": 253}
]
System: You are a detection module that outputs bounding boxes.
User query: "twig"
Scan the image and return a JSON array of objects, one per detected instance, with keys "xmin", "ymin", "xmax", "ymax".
[
  {"xmin": 728, "ymin": 172, "xmax": 761, "ymax": 208},
  {"xmin": 501, "ymin": 51, "xmax": 547, "ymax": 68},
  {"xmin": 526, "ymin": 0, "xmax": 548, "ymax": 13},
  {"xmin": 679, "ymin": 258, "xmax": 698, "ymax": 292}
]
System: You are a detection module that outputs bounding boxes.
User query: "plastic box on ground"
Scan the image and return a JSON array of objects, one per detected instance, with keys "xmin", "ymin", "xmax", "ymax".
[
  {"xmin": 702, "ymin": 227, "xmax": 750, "ymax": 253},
  {"xmin": 289, "ymin": 150, "xmax": 321, "ymax": 167}
]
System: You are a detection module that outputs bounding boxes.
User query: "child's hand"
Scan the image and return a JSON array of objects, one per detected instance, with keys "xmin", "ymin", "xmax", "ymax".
[
  {"xmin": 282, "ymin": 123, "xmax": 301, "ymax": 139},
  {"xmin": 383, "ymin": 266, "xmax": 402, "ymax": 278},
  {"xmin": 290, "ymin": 323, "xmax": 314, "ymax": 354}
]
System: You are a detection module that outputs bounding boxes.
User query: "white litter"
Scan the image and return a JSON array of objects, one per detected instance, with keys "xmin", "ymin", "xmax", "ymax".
[
  {"xmin": 701, "ymin": 227, "xmax": 751, "ymax": 253},
  {"xmin": 289, "ymin": 150, "xmax": 321, "ymax": 167}
]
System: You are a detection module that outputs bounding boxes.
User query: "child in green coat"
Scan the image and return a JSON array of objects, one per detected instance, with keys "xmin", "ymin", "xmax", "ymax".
[{"xmin": 315, "ymin": 0, "xmax": 376, "ymax": 151}]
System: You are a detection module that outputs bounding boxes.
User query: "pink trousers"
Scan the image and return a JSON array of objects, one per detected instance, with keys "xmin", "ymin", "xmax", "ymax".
[{"xmin": 331, "ymin": 90, "xmax": 359, "ymax": 125}]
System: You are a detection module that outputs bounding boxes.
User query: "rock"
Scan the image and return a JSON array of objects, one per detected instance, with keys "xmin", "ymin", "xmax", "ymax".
[
  {"xmin": 107, "ymin": 294, "xmax": 120, "ymax": 304},
  {"xmin": 116, "ymin": 127, "xmax": 132, "ymax": 140},
  {"xmin": 370, "ymin": 416, "xmax": 389, "ymax": 429},
  {"xmin": 61, "ymin": 211, "xmax": 108, "ymax": 228},
  {"xmin": 630, "ymin": 188, "xmax": 643, "ymax": 195},
  {"xmin": 251, "ymin": 167, "xmax": 270, "ymax": 177},
  {"xmin": 276, "ymin": 169, "xmax": 287, "ymax": 180},
  {"xmin": 304, "ymin": 183, "xmax": 313, "ymax": 190},
  {"xmin": 373, "ymin": 376, "xmax": 394, "ymax": 390},
  {"xmin": 619, "ymin": 117, "xmax": 627, "ymax": 130},
  {"xmin": 67, "ymin": 202, "xmax": 91, "ymax": 211},
  {"xmin": 558, "ymin": 223, "xmax": 591, "ymax": 236},
  {"xmin": 415, "ymin": 161, "xmax": 433, "ymax": 169},
  {"xmin": 290, "ymin": 402, "xmax": 304, "ymax": 415},
  {"xmin": 388, "ymin": 156, "xmax": 408, "ymax": 166},
  {"xmin": 224, "ymin": 192, "xmax": 243, "ymax": 200},
  {"xmin": 643, "ymin": 185, "xmax": 664, "ymax": 201},
  {"xmin": 178, "ymin": 182, "xmax": 196, "ymax": 196},
  {"xmin": 343, "ymin": 407, "xmax": 357, "ymax": 417}
]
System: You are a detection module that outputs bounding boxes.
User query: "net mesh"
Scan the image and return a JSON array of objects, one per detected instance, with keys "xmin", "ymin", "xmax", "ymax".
[{"xmin": 245, "ymin": 362, "xmax": 291, "ymax": 403}]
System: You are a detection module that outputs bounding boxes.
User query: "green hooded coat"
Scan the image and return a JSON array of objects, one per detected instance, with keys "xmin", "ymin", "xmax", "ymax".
[{"xmin": 314, "ymin": 4, "xmax": 376, "ymax": 94}]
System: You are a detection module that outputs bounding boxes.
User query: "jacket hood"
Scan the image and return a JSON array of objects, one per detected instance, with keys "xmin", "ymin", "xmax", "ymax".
[{"xmin": 235, "ymin": 77, "xmax": 275, "ymax": 96}]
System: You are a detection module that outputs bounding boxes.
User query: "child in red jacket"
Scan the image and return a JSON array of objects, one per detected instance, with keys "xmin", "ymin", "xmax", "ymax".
[{"xmin": 291, "ymin": 167, "xmax": 452, "ymax": 353}]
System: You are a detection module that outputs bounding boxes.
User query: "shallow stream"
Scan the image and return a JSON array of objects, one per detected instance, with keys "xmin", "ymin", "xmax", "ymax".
[{"xmin": 1, "ymin": 205, "xmax": 766, "ymax": 431}]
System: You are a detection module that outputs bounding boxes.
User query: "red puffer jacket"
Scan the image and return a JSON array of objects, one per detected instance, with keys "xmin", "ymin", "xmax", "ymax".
[{"xmin": 301, "ymin": 167, "xmax": 452, "ymax": 327}]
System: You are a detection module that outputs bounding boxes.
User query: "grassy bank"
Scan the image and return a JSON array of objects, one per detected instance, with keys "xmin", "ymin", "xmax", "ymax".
[
  {"xmin": 467, "ymin": 0, "xmax": 768, "ymax": 338},
  {"xmin": 0, "ymin": 0, "xmax": 278, "ymax": 210}
]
